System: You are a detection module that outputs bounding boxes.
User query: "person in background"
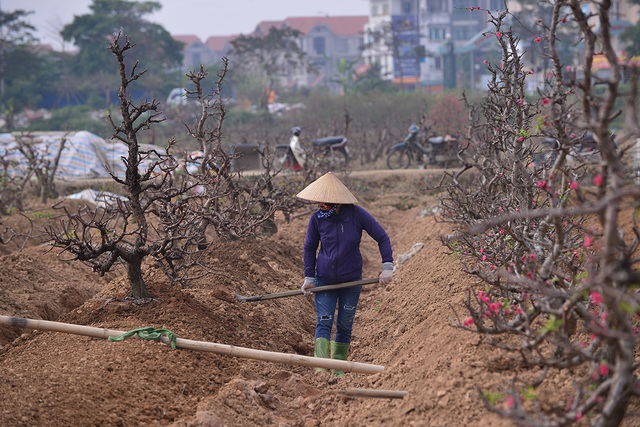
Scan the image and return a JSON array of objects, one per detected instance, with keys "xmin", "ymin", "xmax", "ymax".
[{"xmin": 297, "ymin": 172, "xmax": 394, "ymax": 377}]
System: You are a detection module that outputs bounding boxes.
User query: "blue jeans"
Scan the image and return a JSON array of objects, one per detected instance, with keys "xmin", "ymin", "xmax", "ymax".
[{"xmin": 314, "ymin": 277, "xmax": 362, "ymax": 344}]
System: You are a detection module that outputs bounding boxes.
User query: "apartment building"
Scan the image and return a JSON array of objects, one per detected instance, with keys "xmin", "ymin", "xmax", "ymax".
[
  {"xmin": 173, "ymin": 0, "xmax": 639, "ymax": 93},
  {"xmin": 363, "ymin": 0, "xmax": 640, "ymax": 92},
  {"xmin": 173, "ymin": 16, "xmax": 368, "ymax": 92}
]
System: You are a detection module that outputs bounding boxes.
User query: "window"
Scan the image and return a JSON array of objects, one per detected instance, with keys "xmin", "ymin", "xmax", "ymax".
[
  {"xmin": 402, "ymin": 0, "xmax": 413, "ymax": 14},
  {"xmin": 429, "ymin": 27, "xmax": 447, "ymax": 41},
  {"xmin": 313, "ymin": 37, "xmax": 326, "ymax": 55},
  {"xmin": 428, "ymin": 0, "xmax": 447, "ymax": 13},
  {"xmin": 489, "ymin": 0, "xmax": 503, "ymax": 11},
  {"xmin": 610, "ymin": 0, "xmax": 620, "ymax": 19},
  {"xmin": 452, "ymin": 26, "xmax": 478, "ymax": 40},
  {"xmin": 335, "ymin": 39, "xmax": 348, "ymax": 53}
]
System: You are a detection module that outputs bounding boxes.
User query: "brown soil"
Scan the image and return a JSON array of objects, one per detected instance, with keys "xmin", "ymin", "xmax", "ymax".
[{"xmin": 0, "ymin": 171, "xmax": 618, "ymax": 427}]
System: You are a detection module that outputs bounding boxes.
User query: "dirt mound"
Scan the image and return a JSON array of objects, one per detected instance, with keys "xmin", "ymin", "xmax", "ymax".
[{"xmin": 0, "ymin": 172, "xmax": 546, "ymax": 426}]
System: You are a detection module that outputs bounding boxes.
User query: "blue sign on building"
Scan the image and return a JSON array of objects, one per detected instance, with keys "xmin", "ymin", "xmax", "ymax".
[{"xmin": 392, "ymin": 14, "xmax": 419, "ymax": 79}]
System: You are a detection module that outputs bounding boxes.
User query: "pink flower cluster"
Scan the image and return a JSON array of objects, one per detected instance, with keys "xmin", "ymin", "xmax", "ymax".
[
  {"xmin": 590, "ymin": 291, "xmax": 603, "ymax": 305},
  {"xmin": 592, "ymin": 363, "xmax": 610, "ymax": 380}
]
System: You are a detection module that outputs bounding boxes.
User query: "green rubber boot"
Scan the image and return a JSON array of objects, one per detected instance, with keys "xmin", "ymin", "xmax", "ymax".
[
  {"xmin": 313, "ymin": 338, "xmax": 330, "ymax": 373},
  {"xmin": 330, "ymin": 341, "xmax": 350, "ymax": 377}
]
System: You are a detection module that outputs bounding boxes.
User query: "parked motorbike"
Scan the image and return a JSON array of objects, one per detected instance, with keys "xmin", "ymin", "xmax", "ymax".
[
  {"xmin": 532, "ymin": 131, "xmax": 613, "ymax": 168},
  {"xmin": 386, "ymin": 124, "xmax": 460, "ymax": 169},
  {"xmin": 274, "ymin": 126, "xmax": 350, "ymax": 171}
]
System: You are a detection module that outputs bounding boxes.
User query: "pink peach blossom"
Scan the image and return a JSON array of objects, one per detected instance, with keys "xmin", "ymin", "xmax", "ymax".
[
  {"xmin": 598, "ymin": 364, "xmax": 609, "ymax": 376},
  {"xmin": 584, "ymin": 235, "xmax": 593, "ymax": 247},
  {"xmin": 590, "ymin": 291, "xmax": 603, "ymax": 305}
]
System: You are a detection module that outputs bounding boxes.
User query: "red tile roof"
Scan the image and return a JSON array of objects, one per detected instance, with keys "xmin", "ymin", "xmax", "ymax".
[
  {"xmin": 284, "ymin": 16, "xmax": 368, "ymax": 36},
  {"xmin": 254, "ymin": 20, "xmax": 284, "ymax": 34},
  {"xmin": 205, "ymin": 35, "xmax": 238, "ymax": 52},
  {"xmin": 172, "ymin": 35, "xmax": 202, "ymax": 46}
]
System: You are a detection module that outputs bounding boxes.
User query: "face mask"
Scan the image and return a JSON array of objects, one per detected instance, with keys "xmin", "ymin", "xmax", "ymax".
[{"xmin": 317, "ymin": 204, "xmax": 338, "ymax": 219}]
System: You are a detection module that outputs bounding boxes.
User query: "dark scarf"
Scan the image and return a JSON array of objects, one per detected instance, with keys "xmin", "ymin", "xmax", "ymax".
[{"xmin": 317, "ymin": 204, "xmax": 338, "ymax": 219}]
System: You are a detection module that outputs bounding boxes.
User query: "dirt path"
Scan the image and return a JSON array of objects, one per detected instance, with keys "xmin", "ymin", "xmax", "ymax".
[{"xmin": 0, "ymin": 171, "xmax": 576, "ymax": 426}]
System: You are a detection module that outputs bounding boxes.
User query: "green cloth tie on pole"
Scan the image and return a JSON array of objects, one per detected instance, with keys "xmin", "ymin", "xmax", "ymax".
[{"xmin": 108, "ymin": 327, "xmax": 178, "ymax": 349}]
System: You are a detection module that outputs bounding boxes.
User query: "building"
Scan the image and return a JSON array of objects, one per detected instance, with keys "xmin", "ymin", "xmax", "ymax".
[
  {"xmin": 172, "ymin": 0, "xmax": 640, "ymax": 94},
  {"xmin": 363, "ymin": 0, "xmax": 496, "ymax": 92},
  {"xmin": 363, "ymin": 0, "xmax": 640, "ymax": 92},
  {"xmin": 253, "ymin": 16, "xmax": 369, "ymax": 91},
  {"xmin": 172, "ymin": 16, "xmax": 368, "ymax": 92}
]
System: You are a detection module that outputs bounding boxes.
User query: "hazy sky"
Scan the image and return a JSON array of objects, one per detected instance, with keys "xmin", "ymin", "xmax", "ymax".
[{"xmin": 3, "ymin": 0, "xmax": 370, "ymax": 50}]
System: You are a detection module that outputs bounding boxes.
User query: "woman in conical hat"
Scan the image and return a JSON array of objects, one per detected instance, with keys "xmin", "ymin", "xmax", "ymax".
[{"xmin": 297, "ymin": 172, "xmax": 394, "ymax": 376}]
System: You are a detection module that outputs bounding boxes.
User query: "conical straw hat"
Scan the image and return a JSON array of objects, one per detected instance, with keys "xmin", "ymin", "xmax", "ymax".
[{"xmin": 296, "ymin": 172, "xmax": 359, "ymax": 204}]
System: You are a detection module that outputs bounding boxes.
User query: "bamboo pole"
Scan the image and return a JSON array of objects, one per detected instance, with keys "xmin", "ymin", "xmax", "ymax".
[
  {"xmin": 0, "ymin": 315, "xmax": 384, "ymax": 374},
  {"xmin": 340, "ymin": 388, "xmax": 408, "ymax": 399}
]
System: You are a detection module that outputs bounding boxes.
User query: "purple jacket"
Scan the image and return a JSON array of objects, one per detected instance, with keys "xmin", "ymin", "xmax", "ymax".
[{"xmin": 304, "ymin": 204, "xmax": 393, "ymax": 285}]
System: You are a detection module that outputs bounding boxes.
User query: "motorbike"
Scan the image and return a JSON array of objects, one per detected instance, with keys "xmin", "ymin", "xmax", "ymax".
[
  {"xmin": 274, "ymin": 126, "xmax": 350, "ymax": 171},
  {"xmin": 531, "ymin": 131, "xmax": 613, "ymax": 169},
  {"xmin": 386, "ymin": 124, "xmax": 460, "ymax": 169}
]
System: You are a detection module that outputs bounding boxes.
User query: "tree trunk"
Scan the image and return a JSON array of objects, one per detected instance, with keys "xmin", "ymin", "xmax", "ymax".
[{"xmin": 127, "ymin": 256, "xmax": 150, "ymax": 298}]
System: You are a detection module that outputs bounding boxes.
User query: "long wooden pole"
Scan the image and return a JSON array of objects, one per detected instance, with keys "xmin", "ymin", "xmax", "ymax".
[
  {"xmin": 236, "ymin": 277, "xmax": 379, "ymax": 302},
  {"xmin": 341, "ymin": 388, "xmax": 408, "ymax": 399},
  {"xmin": 0, "ymin": 315, "xmax": 383, "ymax": 374}
]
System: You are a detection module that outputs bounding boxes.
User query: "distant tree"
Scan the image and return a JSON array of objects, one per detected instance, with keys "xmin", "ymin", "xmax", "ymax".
[
  {"xmin": 229, "ymin": 26, "xmax": 308, "ymax": 109},
  {"xmin": 425, "ymin": 93, "xmax": 468, "ymax": 137},
  {"xmin": 620, "ymin": 0, "xmax": 640, "ymax": 58},
  {"xmin": 0, "ymin": 9, "xmax": 41, "ymax": 128},
  {"xmin": 351, "ymin": 63, "xmax": 396, "ymax": 94},
  {"xmin": 60, "ymin": 0, "xmax": 183, "ymax": 105},
  {"xmin": 329, "ymin": 58, "xmax": 358, "ymax": 94}
]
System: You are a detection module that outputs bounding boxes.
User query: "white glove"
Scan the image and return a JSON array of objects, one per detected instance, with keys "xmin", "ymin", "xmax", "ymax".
[
  {"xmin": 379, "ymin": 267, "xmax": 393, "ymax": 285},
  {"xmin": 301, "ymin": 277, "xmax": 315, "ymax": 295}
]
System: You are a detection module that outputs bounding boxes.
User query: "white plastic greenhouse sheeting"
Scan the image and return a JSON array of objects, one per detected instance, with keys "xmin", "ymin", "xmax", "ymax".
[{"xmin": 0, "ymin": 131, "xmax": 160, "ymax": 179}]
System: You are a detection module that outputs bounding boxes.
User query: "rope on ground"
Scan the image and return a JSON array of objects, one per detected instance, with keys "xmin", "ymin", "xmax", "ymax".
[{"xmin": 107, "ymin": 327, "xmax": 178, "ymax": 349}]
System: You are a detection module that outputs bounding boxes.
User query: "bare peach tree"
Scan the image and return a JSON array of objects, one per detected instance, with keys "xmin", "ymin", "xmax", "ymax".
[
  {"xmin": 45, "ymin": 35, "xmax": 305, "ymax": 298},
  {"xmin": 0, "ymin": 144, "xmax": 26, "ymax": 213},
  {"xmin": 14, "ymin": 134, "xmax": 67, "ymax": 204},
  {"xmin": 0, "ymin": 133, "xmax": 67, "ymax": 206},
  {"xmin": 439, "ymin": 2, "xmax": 640, "ymax": 426},
  {"xmin": 44, "ymin": 34, "xmax": 210, "ymax": 298},
  {"xmin": 176, "ymin": 62, "xmax": 307, "ymax": 245}
]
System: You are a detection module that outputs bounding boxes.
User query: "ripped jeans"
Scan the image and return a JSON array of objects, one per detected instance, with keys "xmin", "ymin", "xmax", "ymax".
[{"xmin": 314, "ymin": 277, "xmax": 362, "ymax": 344}]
